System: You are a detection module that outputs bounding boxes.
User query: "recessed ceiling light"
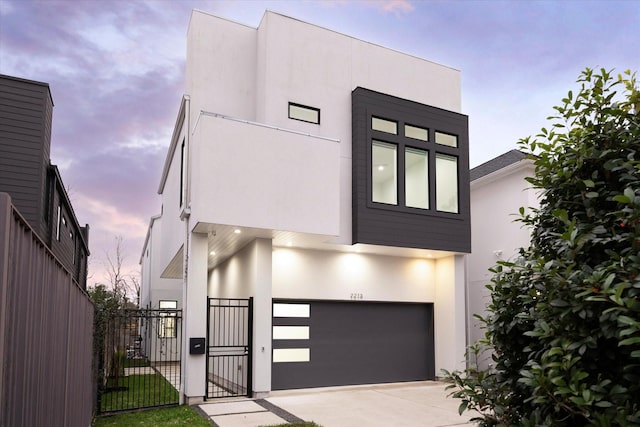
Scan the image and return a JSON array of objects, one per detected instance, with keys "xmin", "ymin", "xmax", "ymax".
[
  {"xmin": 210, "ymin": 251, "xmax": 216, "ymax": 256},
  {"xmin": 377, "ymin": 165, "xmax": 385, "ymax": 171},
  {"xmin": 234, "ymin": 229, "xmax": 241, "ymax": 234}
]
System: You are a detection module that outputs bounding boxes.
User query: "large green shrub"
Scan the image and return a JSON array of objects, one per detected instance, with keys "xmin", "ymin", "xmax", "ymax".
[{"xmin": 445, "ymin": 68, "xmax": 640, "ymax": 426}]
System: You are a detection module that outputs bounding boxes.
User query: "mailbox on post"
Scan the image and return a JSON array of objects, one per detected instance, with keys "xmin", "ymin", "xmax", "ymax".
[{"xmin": 189, "ymin": 337, "xmax": 205, "ymax": 354}]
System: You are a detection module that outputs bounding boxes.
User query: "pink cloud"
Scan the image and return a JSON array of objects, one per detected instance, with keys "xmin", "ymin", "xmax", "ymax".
[{"xmin": 380, "ymin": 0, "xmax": 414, "ymax": 14}]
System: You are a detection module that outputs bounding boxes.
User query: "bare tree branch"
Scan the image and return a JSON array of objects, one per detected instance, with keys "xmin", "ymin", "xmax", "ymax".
[{"xmin": 103, "ymin": 235, "xmax": 141, "ymax": 307}]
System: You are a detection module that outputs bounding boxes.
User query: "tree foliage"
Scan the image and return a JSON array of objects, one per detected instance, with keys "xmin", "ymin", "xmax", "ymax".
[{"xmin": 445, "ymin": 68, "xmax": 640, "ymax": 426}]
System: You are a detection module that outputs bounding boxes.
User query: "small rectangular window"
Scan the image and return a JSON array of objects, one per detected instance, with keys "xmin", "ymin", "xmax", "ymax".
[
  {"xmin": 179, "ymin": 140, "xmax": 185, "ymax": 207},
  {"xmin": 289, "ymin": 103, "xmax": 320, "ymax": 124},
  {"xmin": 436, "ymin": 153, "xmax": 458, "ymax": 213},
  {"xmin": 159, "ymin": 300, "xmax": 177, "ymax": 309},
  {"xmin": 55, "ymin": 205, "xmax": 61, "ymax": 241},
  {"xmin": 273, "ymin": 326, "xmax": 310, "ymax": 340},
  {"xmin": 405, "ymin": 148, "xmax": 429, "ymax": 209},
  {"xmin": 372, "ymin": 141, "xmax": 397, "ymax": 205},
  {"xmin": 273, "ymin": 303, "xmax": 310, "ymax": 318},
  {"xmin": 435, "ymin": 131, "xmax": 458, "ymax": 147},
  {"xmin": 158, "ymin": 300, "xmax": 178, "ymax": 338},
  {"xmin": 405, "ymin": 124, "xmax": 428, "ymax": 141},
  {"xmin": 372, "ymin": 117, "xmax": 397, "ymax": 134},
  {"xmin": 273, "ymin": 348, "xmax": 310, "ymax": 363}
]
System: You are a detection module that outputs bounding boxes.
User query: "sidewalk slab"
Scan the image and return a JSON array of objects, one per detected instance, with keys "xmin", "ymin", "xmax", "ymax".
[
  {"xmin": 200, "ymin": 400, "xmax": 266, "ymax": 416},
  {"xmin": 211, "ymin": 411, "xmax": 287, "ymax": 427}
]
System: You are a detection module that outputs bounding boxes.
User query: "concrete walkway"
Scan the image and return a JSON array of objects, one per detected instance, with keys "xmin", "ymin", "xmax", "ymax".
[{"xmin": 198, "ymin": 381, "xmax": 474, "ymax": 427}]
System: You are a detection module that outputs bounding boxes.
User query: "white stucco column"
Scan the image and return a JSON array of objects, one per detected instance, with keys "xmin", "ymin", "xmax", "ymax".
[
  {"xmin": 182, "ymin": 231, "xmax": 208, "ymax": 404},
  {"xmin": 252, "ymin": 238, "xmax": 272, "ymax": 397},
  {"xmin": 434, "ymin": 254, "xmax": 467, "ymax": 376}
]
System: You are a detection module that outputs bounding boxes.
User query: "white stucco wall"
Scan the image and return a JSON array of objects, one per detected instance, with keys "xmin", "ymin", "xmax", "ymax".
[
  {"xmin": 467, "ymin": 161, "xmax": 538, "ymax": 357},
  {"xmin": 187, "ymin": 12, "xmax": 257, "ymax": 121},
  {"xmin": 157, "ymin": 121, "xmax": 188, "ymax": 276},
  {"xmin": 140, "ymin": 216, "xmax": 182, "ymax": 308},
  {"xmin": 272, "ymin": 248, "xmax": 435, "ymax": 302},
  {"xmin": 189, "ymin": 115, "xmax": 340, "ymax": 237},
  {"xmin": 434, "ymin": 255, "xmax": 467, "ymax": 374}
]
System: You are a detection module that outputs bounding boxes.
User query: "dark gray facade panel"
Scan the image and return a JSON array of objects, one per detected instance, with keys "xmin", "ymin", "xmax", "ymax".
[
  {"xmin": 0, "ymin": 75, "xmax": 51, "ymax": 238},
  {"xmin": 272, "ymin": 300, "xmax": 435, "ymax": 390},
  {"xmin": 352, "ymin": 87, "xmax": 471, "ymax": 253},
  {"xmin": 0, "ymin": 75, "xmax": 88, "ymax": 288}
]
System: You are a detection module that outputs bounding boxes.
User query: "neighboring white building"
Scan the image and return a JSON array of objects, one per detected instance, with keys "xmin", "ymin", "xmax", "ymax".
[
  {"xmin": 141, "ymin": 10, "xmax": 471, "ymax": 403},
  {"xmin": 466, "ymin": 150, "xmax": 539, "ymax": 369}
]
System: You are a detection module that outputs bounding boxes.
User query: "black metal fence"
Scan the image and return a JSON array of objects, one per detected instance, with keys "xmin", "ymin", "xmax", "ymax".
[
  {"xmin": 96, "ymin": 308, "xmax": 182, "ymax": 414},
  {"xmin": 206, "ymin": 298, "xmax": 253, "ymax": 399}
]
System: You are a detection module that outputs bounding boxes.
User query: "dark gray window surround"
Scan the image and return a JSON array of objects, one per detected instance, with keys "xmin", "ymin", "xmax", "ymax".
[{"xmin": 352, "ymin": 87, "xmax": 471, "ymax": 253}]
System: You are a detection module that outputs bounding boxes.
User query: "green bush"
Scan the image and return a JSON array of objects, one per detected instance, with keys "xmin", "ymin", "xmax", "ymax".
[{"xmin": 445, "ymin": 68, "xmax": 640, "ymax": 426}]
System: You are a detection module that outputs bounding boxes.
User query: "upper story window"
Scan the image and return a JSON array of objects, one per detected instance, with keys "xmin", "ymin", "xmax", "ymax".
[
  {"xmin": 372, "ymin": 140, "xmax": 397, "ymax": 204},
  {"xmin": 288, "ymin": 102, "xmax": 320, "ymax": 124},
  {"xmin": 371, "ymin": 116, "xmax": 397, "ymax": 134},
  {"xmin": 179, "ymin": 139, "xmax": 185, "ymax": 207},
  {"xmin": 370, "ymin": 115, "xmax": 460, "ymax": 214},
  {"xmin": 352, "ymin": 87, "xmax": 470, "ymax": 253},
  {"xmin": 435, "ymin": 153, "xmax": 458, "ymax": 213},
  {"xmin": 55, "ymin": 205, "xmax": 61, "ymax": 240},
  {"xmin": 435, "ymin": 131, "xmax": 458, "ymax": 147},
  {"xmin": 405, "ymin": 124, "xmax": 428, "ymax": 141}
]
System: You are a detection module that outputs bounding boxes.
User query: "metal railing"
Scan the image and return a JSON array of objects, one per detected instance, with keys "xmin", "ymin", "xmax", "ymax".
[{"xmin": 96, "ymin": 308, "xmax": 182, "ymax": 414}]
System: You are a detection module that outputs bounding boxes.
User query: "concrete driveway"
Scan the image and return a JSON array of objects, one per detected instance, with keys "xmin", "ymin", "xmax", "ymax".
[{"xmin": 198, "ymin": 381, "xmax": 475, "ymax": 427}]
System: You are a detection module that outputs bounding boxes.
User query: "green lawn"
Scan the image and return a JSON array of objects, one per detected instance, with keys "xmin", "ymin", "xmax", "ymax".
[
  {"xmin": 100, "ymin": 373, "xmax": 178, "ymax": 413},
  {"xmin": 93, "ymin": 405, "xmax": 321, "ymax": 427},
  {"xmin": 93, "ymin": 405, "xmax": 210, "ymax": 427}
]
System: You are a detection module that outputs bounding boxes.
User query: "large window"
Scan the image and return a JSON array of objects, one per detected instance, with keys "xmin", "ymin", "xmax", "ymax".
[
  {"xmin": 436, "ymin": 153, "xmax": 458, "ymax": 213},
  {"xmin": 370, "ymin": 115, "xmax": 459, "ymax": 213},
  {"xmin": 158, "ymin": 300, "xmax": 177, "ymax": 338},
  {"xmin": 405, "ymin": 148, "xmax": 429, "ymax": 209},
  {"xmin": 372, "ymin": 141, "xmax": 397, "ymax": 204}
]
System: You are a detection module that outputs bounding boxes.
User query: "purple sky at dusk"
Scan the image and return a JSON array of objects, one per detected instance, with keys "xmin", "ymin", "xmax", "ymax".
[{"xmin": 0, "ymin": 0, "xmax": 638, "ymax": 291}]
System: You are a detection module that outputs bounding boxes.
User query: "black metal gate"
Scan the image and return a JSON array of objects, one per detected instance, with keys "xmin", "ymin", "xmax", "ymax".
[
  {"xmin": 206, "ymin": 298, "xmax": 253, "ymax": 399},
  {"xmin": 95, "ymin": 308, "xmax": 182, "ymax": 414}
]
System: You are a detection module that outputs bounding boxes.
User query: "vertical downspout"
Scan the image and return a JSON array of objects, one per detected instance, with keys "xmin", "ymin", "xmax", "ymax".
[{"xmin": 179, "ymin": 95, "xmax": 191, "ymax": 405}]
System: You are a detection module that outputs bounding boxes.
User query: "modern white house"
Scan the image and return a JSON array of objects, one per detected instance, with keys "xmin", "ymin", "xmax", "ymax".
[
  {"xmin": 141, "ymin": 9, "xmax": 471, "ymax": 403},
  {"xmin": 466, "ymin": 150, "xmax": 539, "ymax": 369}
]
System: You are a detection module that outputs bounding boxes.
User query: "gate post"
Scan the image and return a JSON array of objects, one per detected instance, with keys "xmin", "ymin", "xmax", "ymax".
[
  {"xmin": 182, "ymin": 232, "xmax": 208, "ymax": 404},
  {"xmin": 252, "ymin": 238, "xmax": 272, "ymax": 397}
]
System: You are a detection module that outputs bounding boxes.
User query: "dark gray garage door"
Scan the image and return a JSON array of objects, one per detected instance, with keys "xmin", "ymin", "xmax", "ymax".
[{"xmin": 272, "ymin": 300, "xmax": 434, "ymax": 390}]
